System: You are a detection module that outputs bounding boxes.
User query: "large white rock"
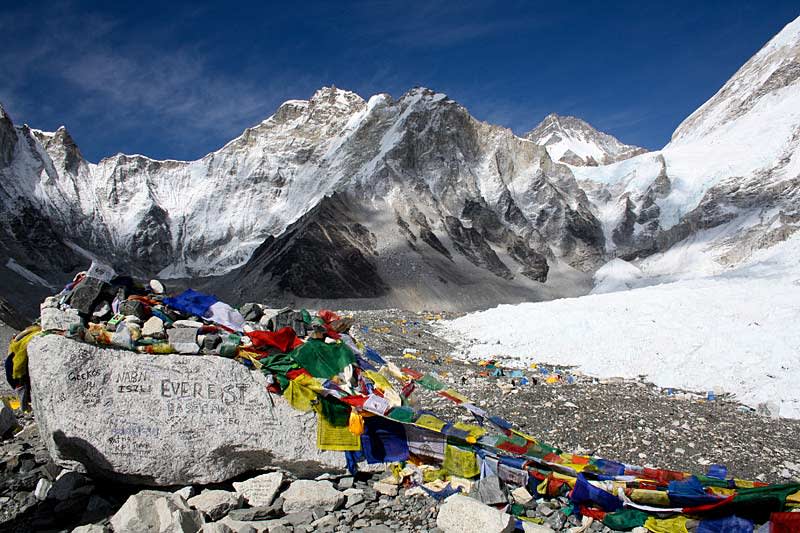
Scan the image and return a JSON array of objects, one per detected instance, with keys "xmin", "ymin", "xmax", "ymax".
[
  {"xmin": 28, "ymin": 335, "xmax": 345, "ymax": 485},
  {"xmin": 436, "ymin": 494, "xmax": 515, "ymax": 533},
  {"xmin": 281, "ymin": 479, "xmax": 345, "ymax": 513},
  {"xmin": 110, "ymin": 490, "xmax": 203, "ymax": 532},
  {"xmin": 232, "ymin": 471, "xmax": 283, "ymax": 507}
]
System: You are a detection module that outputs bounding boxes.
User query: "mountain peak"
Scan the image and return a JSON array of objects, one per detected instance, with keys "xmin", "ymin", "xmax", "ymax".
[
  {"xmin": 525, "ymin": 113, "xmax": 646, "ymax": 166},
  {"xmin": 309, "ymin": 86, "xmax": 365, "ymax": 108},
  {"xmin": 670, "ymin": 15, "xmax": 800, "ymax": 144}
]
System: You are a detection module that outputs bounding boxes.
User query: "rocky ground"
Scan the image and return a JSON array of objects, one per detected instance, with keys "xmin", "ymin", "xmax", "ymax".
[{"xmin": 1, "ymin": 309, "xmax": 799, "ymax": 532}]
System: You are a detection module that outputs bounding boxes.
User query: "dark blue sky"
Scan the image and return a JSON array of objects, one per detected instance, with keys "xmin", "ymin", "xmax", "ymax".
[{"xmin": 1, "ymin": 1, "xmax": 798, "ymax": 162}]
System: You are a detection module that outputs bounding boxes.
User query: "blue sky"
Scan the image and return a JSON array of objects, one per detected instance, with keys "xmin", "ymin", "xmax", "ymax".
[{"xmin": 1, "ymin": 1, "xmax": 798, "ymax": 162}]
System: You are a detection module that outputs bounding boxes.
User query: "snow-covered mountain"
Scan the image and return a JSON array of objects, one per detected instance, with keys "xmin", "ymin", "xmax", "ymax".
[
  {"xmin": 2, "ymin": 15, "xmax": 799, "ymax": 314},
  {"xmin": 443, "ymin": 16, "xmax": 800, "ymax": 419},
  {"xmin": 572, "ymin": 15, "xmax": 800, "ymax": 281},
  {"xmin": 525, "ymin": 113, "xmax": 647, "ymax": 166},
  {"xmin": 0, "ymin": 88, "xmax": 603, "ymax": 313}
]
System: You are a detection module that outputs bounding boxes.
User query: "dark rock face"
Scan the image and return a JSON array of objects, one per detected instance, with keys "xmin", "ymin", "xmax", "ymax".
[
  {"xmin": 444, "ymin": 216, "xmax": 513, "ymax": 280},
  {"xmin": 0, "ymin": 105, "xmax": 18, "ymax": 168},
  {"xmin": 229, "ymin": 194, "xmax": 389, "ymax": 300},
  {"xmin": 129, "ymin": 204, "xmax": 173, "ymax": 274}
]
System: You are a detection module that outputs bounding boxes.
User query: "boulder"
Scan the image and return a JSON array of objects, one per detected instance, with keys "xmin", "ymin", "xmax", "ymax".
[
  {"xmin": 281, "ymin": 479, "xmax": 344, "ymax": 513},
  {"xmin": 436, "ymin": 494, "xmax": 515, "ymax": 533},
  {"xmin": 110, "ymin": 490, "xmax": 202, "ymax": 532},
  {"xmin": 28, "ymin": 335, "xmax": 345, "ymax": 485},
  {"xmin": 232, "ymin": 471, "xmax": 283, "ymax": 507},
  {"xmin": 0, "ymin": 402, "xmax": 17, "ymax": 436},
  {"xmin": 40, "ymin": 307, "xmax": 81, "ymax": 332},
  {"xmin": 189, "ymin": 489, "xmax": 242, "ymax": 520}
]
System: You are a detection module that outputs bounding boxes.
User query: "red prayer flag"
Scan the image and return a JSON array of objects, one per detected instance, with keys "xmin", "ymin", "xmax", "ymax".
[{"xmin": 248, "ymin": 327, "xmax": 303, "ymax": 353}]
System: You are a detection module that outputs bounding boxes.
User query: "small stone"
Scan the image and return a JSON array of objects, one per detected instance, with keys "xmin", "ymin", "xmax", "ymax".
[
  {"xmin": 536, "ymin": 502, "xmax": 554, "ymax": 517},
  {"xmin": 226, "ymin": 502, "xmax": 282, "ymax": 521},
  {"xmin": 337, "ymin": 476, "xmax": 355, "ymax": 490},
  {"xmin": 175, "ymin": 486, "xmax": 196, "ymax": 500},
  {"xmin": 189, "ymin": 490, "xmax": 242, "ymax": 520},
  {"xmin": 40, "ymin": 307, "xmax": 81, "ymax": 331},
  {"xmin": 547, "ymin": 512, "xmax": 566, "ymax": 530},
  {"xmin": 284, "ymin": 509, "xmax": 315, "ymax": 526},
  {"xmin": 349, "ymin": 502, "xmax": 367, "ymax": 516},
  {"xmin": 142, "ymin": 316, "xmax": 165, "ymax": 336},
  {"xmin": 282, "ymin": 480, "xmax": 345, "ymax": 513},
  {"xmin": 312, "ymin": 514, "xmax": 339, "ymax": 530},
  {"xmin": 346, "ymin": 492, "xmax": 365, "ymax": 508},
  {"xmin": 34, "ymin": 478, "xmax": 52, "ymax": 500},
  {"xmin": 233, "ymin": 471, "xmax": 283, "ymax": 507},
  {"xmin": 168, "ymin": 327, "xmax": 201, "ymax": 354},
  {"xmin": 373, "ymin": 482, "xmax": 399, "ymax": 496},
  {"xmin": 511, "ymin": 486, "xmax": 533, "ymax": 505}
]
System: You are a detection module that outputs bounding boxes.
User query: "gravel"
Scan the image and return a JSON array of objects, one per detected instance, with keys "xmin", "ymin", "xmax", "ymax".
[{"xmin": 1, "ymin": 308, "xmax": 798, "ymax": 531}]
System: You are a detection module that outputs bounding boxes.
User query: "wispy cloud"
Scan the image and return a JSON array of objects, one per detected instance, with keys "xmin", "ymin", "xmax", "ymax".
[
  {"xmin": 351, "ymin": 0, "xmax": 554, "ymax": 48},
  {"xmin": 0, "ymin": 1, "xmax": 310, "ymax": 160}
]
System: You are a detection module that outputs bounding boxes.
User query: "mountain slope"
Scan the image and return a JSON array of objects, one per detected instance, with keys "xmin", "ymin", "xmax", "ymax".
[
  {"xmin": 525, "ymin": 113, "xmax": 646, "ymax": 166},
  {"xmin": 2, "ymin": 15, "xmax": 800, "ymax": 311},
  {"xmin": 0, "ymin": 88, "xmax": 602, "ymax": 311},
  {"xmin": 572, "ymin": 16, "xmax": 800, "ymax": 278}
]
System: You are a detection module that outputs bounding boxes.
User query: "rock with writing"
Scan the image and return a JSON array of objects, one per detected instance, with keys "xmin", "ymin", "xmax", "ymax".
[{"xmin": 27, "ymin": 335, "xmax": 345, "ymax": 485}]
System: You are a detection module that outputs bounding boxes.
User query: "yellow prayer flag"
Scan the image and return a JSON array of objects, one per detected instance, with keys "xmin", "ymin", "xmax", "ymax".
[{"xmin": 317, "ymin": 412, "xmax": 361, "ymax": 451}]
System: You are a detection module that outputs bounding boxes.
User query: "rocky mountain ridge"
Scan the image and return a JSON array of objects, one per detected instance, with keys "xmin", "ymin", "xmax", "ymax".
[
  {"xmin": 2, "ymin": 16, "xmax": 800, "ymax": 312},
  {"xmin": 525, "ymin": 113, "xmax": 647, "ymax": 166}
]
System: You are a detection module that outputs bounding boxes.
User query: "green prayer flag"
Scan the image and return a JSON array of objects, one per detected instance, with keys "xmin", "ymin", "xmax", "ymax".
[
  {"xmin": 289, "ymin": 339, "xmax": 356, "ymax": 379},
  {"xmin": 317, "ymin": 395, "xmax": 351, "ymax": 427},
  {"xmin": 259, "ymin": 351, "xmax": 300, "ymax": 390},
  {"xmin": 387, "ymin": 406, "xmax": 416, "ymax": 423},
  {"xmin": 603, "ymin": 508, "xmax": 649, "ymax": 530},
  {"xmin": 418, "ymin": 374, "xmax": 445, "ymax": 391}
]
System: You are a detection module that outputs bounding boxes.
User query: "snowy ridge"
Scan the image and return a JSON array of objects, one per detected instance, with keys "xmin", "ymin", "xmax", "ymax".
[
  {"xmin": 525, "ymin": 113, "xmax": 646, "ymax": 166},
  {"xmin": 442, "ymin": 16, "xmax": 800, "ymax": 418}
]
